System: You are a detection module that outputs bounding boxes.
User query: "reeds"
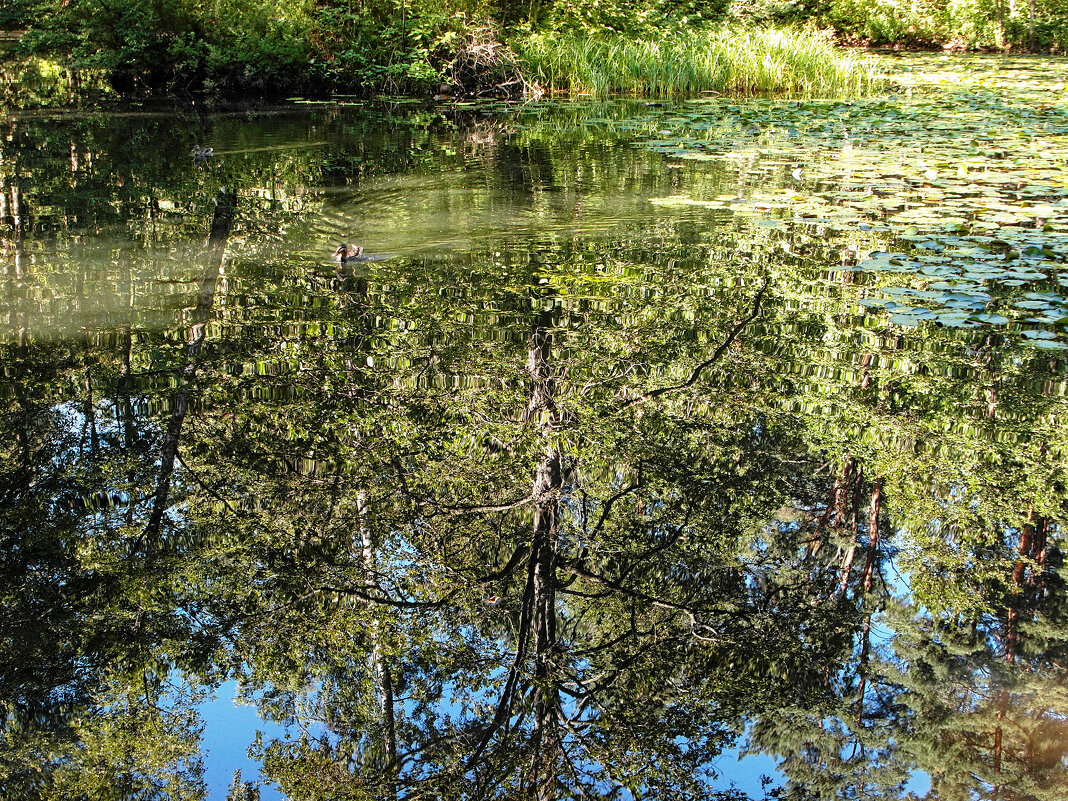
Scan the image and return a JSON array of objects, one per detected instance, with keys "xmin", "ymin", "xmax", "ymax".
[{"xmin": 512, "ymin": 26, "xmax": 883, "ymax": 97}]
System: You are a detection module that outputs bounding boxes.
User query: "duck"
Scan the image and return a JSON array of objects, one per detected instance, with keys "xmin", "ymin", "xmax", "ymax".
[
  {"xmin": 191, "ymin": 145, "xmax": 214, "ymax": 162},
  {"xmin": 333, "ymin": 244, "xmax": 365, "ymax": 263}
]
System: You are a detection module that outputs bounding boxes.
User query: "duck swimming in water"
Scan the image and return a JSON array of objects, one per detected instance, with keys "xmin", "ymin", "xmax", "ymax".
[
  {"xmin": 334, "ymin": 244, "xmax": 365, "ymax": 263},
  {"xmin": 191, "ymin": 145, "xmax": 214, "ymax": 162}
]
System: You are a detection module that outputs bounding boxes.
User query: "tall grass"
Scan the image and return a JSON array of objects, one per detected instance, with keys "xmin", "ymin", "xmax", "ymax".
[{"xmin": 512, "ymin": 27, "xmax": 883, "ymax": 97}]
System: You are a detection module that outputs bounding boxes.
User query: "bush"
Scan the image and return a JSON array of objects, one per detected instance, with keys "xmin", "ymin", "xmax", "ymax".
[
  {"xmin": 19, "ymin": 0, "xmax": 316, "ymax": 95},
  {"xmin": 306, "ymin": 0, "xmax": 468, "ymax": 93},
  {"xmin": 731, "ymin": 0, "xmax": 1068, "ymax": 49},
  {"xmin": 0, "ymin": 0, "xmax": 40, "ymax": 27},
  {"xmin": 532, "ymin": 0, "xmax": 731, "ymax": 35},
  {"xmin": 14, "ymin": 0, "xmax": 739, "ymax": 99},
  {"xmin": 1003, "ymin": 0, "xmax": 1068, "ymax": 50},
  {"xmin": 13, "ymin": 0, "xmax": 1068, "ymax": 101},
  {"xmin": 306, "ymin": 1, "xmax": 527, "ymax": 95}
]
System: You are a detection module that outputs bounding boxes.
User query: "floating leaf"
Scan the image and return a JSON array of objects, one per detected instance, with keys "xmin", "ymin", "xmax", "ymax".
[
  {"xmin": 1025, "ymin": 291, "xmax": 1065, "ymax": 302},
  {"xmin": 889, "ymin": 312, "xmax": 921, "ymax": 326},
  {"xmin": 921, "ymin": 264, "xmax": 959, "ymax": 276},
  {"xmin": 632, "ymin": 61, "xmax": 1068, "ymax": 330},
  {"xmin": 1028, "ymin": 339, "xmax": 1068, "ymax": 349},
  {"xmin": 970, "ymin": 313, "xmax": 1011, "ymax": 324},
  {"xmin": 936, "ymin": 312, "xmax": 980, "ymax": 328}
]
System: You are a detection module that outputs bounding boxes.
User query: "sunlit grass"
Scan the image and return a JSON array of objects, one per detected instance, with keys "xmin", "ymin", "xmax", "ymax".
[{"xmin": 513, "ymin": 27, "xmax": 884, "ymax": 97}]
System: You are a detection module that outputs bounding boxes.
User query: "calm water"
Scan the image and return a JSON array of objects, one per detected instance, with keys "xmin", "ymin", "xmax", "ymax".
[{"xmin": 4, "ymin": 57, "xmax": 1068, "ymax": 800}]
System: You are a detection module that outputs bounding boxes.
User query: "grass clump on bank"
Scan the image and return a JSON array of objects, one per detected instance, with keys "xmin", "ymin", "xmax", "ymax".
[{"xmin": 513, "ymin": 26, "xmax": 884, "ymax": 96}]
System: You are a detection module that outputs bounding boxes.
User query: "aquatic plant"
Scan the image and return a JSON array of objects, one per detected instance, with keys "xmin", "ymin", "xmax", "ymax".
[
  {"xmin": 512, "ymin": 26, "xmax": 883, "ymax": 97},
  {"xmin": 637, "ymin": 55, "xmax": 1068, "ymax": 347}
]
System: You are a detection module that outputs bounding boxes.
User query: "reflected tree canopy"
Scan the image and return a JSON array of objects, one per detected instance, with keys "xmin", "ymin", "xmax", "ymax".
[{"xmin": 3, "ymin": 82, "xmax": 1068, "ymax": 801}]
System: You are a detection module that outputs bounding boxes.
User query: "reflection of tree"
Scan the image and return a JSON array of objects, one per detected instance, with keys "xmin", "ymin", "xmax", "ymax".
[
  {"xmin": 0, "ymin": 186, "xmax": 240, "ymax": 798},
  {"xmin": 190, "ymin": 237, "xmax": 890, "ymax": 801},
  {"xmin": 141, "ymin": 188, "xmax": 236, "ymax": 555},
  {"xmin": 0, "ymin": 355, "xmax": 212, "ymax": 797},
  {"xmin": 884, "ymin": 511, "xmax": 1068, "ymax": 801},
  {"xmin": 737, "ymin": 302, "xmax": 1068, "ymax": 801},
  {"xmin": 4, "ymin": 100, "xmax": 1068, "ymax": 801}
]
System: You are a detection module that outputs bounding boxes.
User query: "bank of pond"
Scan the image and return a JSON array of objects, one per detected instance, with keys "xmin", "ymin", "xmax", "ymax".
[{"xmin": 3, "ymin": 26, "xmax": 878, "ymax": 107}]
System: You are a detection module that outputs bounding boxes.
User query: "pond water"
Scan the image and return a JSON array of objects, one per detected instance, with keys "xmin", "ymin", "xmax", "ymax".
[{"xmin": 4, "ymin": 54, "xmax": 1068, "ymax": 800}]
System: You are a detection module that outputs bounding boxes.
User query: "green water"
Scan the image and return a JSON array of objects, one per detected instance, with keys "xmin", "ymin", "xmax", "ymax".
[{"xmin": 3, "ymin": 57, "xmax": 1068, "ymax": 800}]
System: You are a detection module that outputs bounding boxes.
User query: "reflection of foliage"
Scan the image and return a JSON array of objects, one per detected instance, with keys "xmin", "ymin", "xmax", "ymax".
[
  {"xmin": 0, "ymin": 56, "xmax": 114, "ymax": 108},
  {"xmin": 189, "ymin": 240, "xmax": 820, "ymax": 798},
  {"xmin": 3, "ymin": 672, "xmax": 208, "ymax": 799},
  {"xmin": 2, "ymin": 92, "xmax": 1068, "ymax": 800},
  {"xmin": 0, "ymin": 347, "xmax": 213, "ymax": 797}
]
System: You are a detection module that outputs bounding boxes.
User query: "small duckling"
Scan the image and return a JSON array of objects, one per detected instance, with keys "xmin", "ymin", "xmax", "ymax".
[{"xmin": 333, "ymin": 244, "xmax": 364, "ymax": 263}]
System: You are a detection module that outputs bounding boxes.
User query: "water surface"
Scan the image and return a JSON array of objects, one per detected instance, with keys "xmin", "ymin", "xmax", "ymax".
[{"xmin": 3, "ymin": 56, "xmax": 1068, "ymax": 800}]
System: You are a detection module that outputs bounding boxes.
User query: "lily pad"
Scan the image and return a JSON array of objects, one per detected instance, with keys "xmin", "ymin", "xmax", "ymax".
[
  {"xmin": 970, "ymin": 313, "xmax": 1011, "ymax": 324},
  {"xmin": 936, "ymin": 311, "xmax": 981, "ymax": 328},
  {"xmin": 889, "ymin": 312, "xmax": 922, "ymax": 326},
  {"xmin": 1027, "ymin": 339, "xmax": 1068, "ymax": 350}
]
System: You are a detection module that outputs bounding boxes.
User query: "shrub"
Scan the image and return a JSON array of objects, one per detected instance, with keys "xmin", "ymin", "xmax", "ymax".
[
  {"xmin": 0, "ymin": 0, "xmax": 40, "ymax": 27},
  {"xmin": 532, "ymin": 0, "xmax": 731, "ymax": 35},
  {"xmin": 306, "ymin": 1, "xmax": 526, "ymax": 95},
  {"xmin": 19, "ymin": 0, "xmax": 316, "ymax": 95}
]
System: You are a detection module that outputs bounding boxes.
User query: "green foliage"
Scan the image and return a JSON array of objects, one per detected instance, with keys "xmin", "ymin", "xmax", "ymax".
[
  {"xmin": 199, "ymin": 0, "xmax": 315, "ymax": 94},
  {"xmin": 1008, "ymin": 0, "xmax": 1068, "ymax": 51},
  {"xmin": 10, "ymin": 0, "xmax": 1068, "ymax": 101},
  {"xmin": 0, "ymin": 0, "xmax": 40, "ymax": 27},
  {"xmin": 533, "ymin": 0, "xmax": 730, "ymax": 36},
  {"xmin": 18, "ymin": 0, "xmax": 315, "ymax": 94},
  {"xmin": 307, "ymin": 2, "xmax": 505, "ymax": 94},
  {"xmin": 15, "ymin": 0, "xmax": 526, "ymax": 96},
  {"xmin": 10, "ymin": 0, "xmax": 875, "ymax": 98},
  {"xmin": 736, "ymin": 0, "xmax": 1068, "ymax": 51},
  {"xmin": 818, "ymin": 0, "xmax": 1002, "ymax": 48}
]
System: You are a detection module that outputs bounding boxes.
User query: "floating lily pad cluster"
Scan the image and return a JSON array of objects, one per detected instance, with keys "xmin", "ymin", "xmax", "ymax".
[{"xmin": 638, "ymin": 55, "xmax": 1068, "ymax": 349}]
